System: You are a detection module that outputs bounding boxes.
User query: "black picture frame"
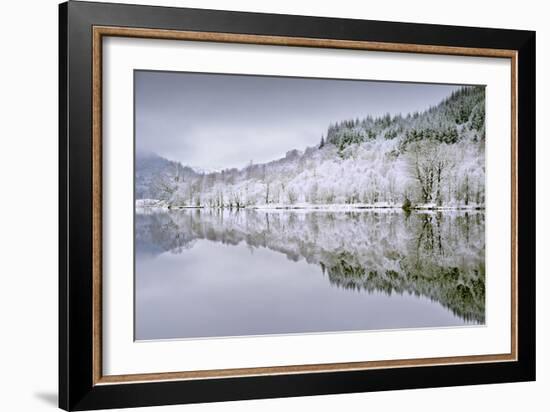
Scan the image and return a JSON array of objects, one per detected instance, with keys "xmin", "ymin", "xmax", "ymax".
[{"xmin": 59, "ymin": 1, "xmax": 536, "ymax": 410}]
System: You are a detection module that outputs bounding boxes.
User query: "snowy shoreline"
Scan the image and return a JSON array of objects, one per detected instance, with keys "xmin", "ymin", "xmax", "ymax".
[{"xmin": 135, "ymin": 199, "xmax": 484, "ymax": 213}]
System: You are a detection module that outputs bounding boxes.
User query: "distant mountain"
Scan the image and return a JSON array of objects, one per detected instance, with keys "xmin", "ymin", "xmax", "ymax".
[
  {"xmin": 136, "ymin": 86, "xmax": 485, "ymax": 209},
  {"xmin": 135, "ymin": 152, "xmax": 198, "ymax": 199}
]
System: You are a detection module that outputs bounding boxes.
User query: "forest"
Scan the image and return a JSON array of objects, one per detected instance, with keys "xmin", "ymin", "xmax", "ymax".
[{"xmin": 136, "ymin": 86, "xmax": 486, "ymax": 210}]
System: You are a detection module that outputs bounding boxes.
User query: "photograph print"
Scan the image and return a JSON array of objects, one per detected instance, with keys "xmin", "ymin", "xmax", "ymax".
[{"xmin": 134, "ymin": 71, "xmax": 486, "ymax": 341}]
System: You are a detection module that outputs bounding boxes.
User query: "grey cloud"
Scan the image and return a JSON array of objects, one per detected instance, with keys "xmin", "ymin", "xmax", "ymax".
[{"xmin": 135, "ymin": 70, "xmax": 462, "ymax": 169}]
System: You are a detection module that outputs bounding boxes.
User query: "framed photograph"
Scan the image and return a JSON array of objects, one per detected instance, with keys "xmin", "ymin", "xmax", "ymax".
[{"xmin": 59, "ymin": 1, "xmax": 536, "ymax": 410}]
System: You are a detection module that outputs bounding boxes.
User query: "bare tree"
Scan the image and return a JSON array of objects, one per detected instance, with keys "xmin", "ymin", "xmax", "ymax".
[
  {"xmin": 151, "ymin": 163, "xmax": 180, "ymax": 201},
  {"xmin": 407, "ymin": 140, "xmax": 455, "ymax": 205},
  {"xmin": 287, "ymin": 188, "xmax": 298, "ymax": 204}
]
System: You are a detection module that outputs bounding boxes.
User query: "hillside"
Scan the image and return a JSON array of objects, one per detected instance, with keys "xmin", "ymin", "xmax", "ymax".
[{"xmin": 136, "ymin": 86, "xmax": 486, "ymax": 210}]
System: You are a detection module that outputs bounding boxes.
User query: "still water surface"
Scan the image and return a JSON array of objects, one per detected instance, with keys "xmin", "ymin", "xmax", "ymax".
[{"xmin": 135, "ymin": 209, "xmax": 485, "ymax": 340}]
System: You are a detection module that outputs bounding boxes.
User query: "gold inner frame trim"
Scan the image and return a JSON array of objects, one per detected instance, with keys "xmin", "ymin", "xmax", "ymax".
[{"xmin": 92, "ymin": 25, "xmax": 518, "ymax": 386}]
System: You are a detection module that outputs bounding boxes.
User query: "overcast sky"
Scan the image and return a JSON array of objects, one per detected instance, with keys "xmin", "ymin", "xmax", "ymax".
[{"xmin": 135, "ymin": 71, "xmax": 461, "ymax": 170}]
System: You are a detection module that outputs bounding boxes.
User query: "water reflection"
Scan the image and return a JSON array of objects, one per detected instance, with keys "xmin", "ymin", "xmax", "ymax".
[{"xmin": 135, "ymin": 209, "xmax": 485, "ymax": 339}]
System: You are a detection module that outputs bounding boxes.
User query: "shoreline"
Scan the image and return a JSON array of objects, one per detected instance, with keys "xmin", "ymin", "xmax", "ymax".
[{"xmin": 135, "ymin": 200, "xmax": 485, "ymax": 213}]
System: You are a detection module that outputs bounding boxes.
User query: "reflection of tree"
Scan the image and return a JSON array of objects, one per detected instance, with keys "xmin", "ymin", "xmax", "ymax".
[{"xmin": 136, "ymin": 209, "xmax": 485, "ymax": 323}]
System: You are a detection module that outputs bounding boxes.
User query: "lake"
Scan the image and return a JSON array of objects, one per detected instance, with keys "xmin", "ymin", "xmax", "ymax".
[{"xmin": 135, "ymin": 208, "xmax": 485, "ymax": 340}]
